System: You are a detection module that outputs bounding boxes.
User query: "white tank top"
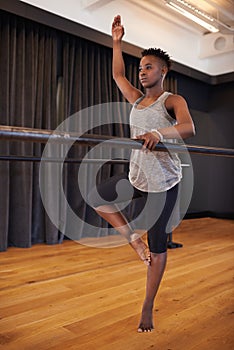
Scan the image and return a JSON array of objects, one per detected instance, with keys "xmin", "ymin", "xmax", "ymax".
[{"xmin": 129, "ymin": 91, "xmax": 182, "ymax": 192}]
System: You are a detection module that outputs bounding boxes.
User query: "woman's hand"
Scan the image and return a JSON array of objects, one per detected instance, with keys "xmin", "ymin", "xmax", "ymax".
[
  {"xmin": 136, "ymin": 132, "xmax": 161, "ymax": 151},
  {"xmin": 112, "ymin": 15, "xmax": 125, "ymax": 41}
]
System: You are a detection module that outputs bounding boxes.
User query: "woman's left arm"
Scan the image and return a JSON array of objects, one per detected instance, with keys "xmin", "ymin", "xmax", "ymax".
[
  {"xmin": 159, "ymin": 94, "xmax": 195, "ymax": 139},
  {"xmin": 135, "ymin": 95, "xmax": 195, "ymax": 151}
]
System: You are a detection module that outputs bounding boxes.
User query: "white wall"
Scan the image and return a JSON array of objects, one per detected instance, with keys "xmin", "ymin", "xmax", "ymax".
[{"xmin": 20, "ymin": 0, "xmax": 234, "ymax": 75}]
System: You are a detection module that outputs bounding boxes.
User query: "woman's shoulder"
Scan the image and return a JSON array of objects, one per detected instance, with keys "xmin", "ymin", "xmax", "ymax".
[
  {"xmin": 165, "ymin": 93, "xmax": 186, "ymax": 101},
  {"xmin": 165, "ymin": 93, "xmax": 187, "ymax": 107}
]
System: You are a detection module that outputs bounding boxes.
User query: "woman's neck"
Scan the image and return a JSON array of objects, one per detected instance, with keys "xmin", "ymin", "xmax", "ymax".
[
  {"xmin": 144, "ymin": 89, "xmax": 164, "ymax": 99},
  {"xmin": 145, "ymin": 84, "xmax": 164, "ymax": 98}
]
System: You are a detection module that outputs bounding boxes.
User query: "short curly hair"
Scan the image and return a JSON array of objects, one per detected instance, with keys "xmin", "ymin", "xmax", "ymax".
[{"xmin": 141, "ymin": 48, "xmax": 172, "ymax": 70}]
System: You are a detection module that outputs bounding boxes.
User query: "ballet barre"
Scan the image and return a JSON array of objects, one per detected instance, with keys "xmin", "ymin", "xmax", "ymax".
[{"xmin": 0, "ymin": 125, "xmax": 233, "ymax": 158}]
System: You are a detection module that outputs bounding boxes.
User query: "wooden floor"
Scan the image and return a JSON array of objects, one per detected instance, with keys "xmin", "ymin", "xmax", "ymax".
[{"xmin": 0, "ymin": 218, "xmax": 233, "ymax": 350}]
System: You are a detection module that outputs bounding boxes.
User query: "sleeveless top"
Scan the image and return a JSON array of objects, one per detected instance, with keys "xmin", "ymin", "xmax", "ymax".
[{"xmin": 129, "ymin": 91, "xmax": 182, "ymax": 192}]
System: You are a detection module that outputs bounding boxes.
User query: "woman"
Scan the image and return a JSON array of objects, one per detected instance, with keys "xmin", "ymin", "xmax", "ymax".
[{"xmin": 89, "ymin": 15, "xmax": 195, "ymax": 332}]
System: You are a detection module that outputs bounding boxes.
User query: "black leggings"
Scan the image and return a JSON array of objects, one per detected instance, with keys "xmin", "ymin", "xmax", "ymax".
[{"xmin": 88, "ymin": 172, "xmax": 179, "ymax": 254}]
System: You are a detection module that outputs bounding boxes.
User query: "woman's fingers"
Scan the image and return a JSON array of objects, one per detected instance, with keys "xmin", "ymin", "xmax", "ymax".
[{"xmin": 136, "ymin": 133, "xmax": 159, "ymax": 151}]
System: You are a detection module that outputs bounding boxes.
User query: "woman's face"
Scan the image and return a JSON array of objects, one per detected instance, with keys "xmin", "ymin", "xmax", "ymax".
[{"xmin": 139, "ymin": 55, "xmax": 166, "ymax": 88}]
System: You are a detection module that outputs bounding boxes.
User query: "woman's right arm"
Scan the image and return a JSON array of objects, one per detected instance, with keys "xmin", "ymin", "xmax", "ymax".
[{"xmin": 112, "ymin": 15, "xmax": 143, "ymax": 104}]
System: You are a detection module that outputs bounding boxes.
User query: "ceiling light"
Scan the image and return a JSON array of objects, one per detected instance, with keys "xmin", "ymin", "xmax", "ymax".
[{"xmin": 165, "ymin": 0, "xmax": 219, "ymax": 33}]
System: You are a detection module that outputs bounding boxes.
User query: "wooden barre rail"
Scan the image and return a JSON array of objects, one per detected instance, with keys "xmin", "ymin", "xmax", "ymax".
[
  {"xmin": 0, "ymin": 155, "xmax": 130, "ymax": 164},
  {"xmin": 0, "ymin": 125, "xmax": 234, "ymax": 158}
]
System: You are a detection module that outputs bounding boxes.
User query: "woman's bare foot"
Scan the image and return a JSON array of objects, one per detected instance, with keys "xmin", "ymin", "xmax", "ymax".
[
  {"xmin": 129, "ymin": 233, "xmax": 151, "ymax": 266},
  {"xmin": 137, "ymin": 303, "xmax": 154, "ymax": 333}
]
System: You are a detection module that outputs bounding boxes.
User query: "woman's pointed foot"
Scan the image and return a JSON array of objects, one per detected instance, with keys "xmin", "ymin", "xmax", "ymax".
[{"xmin": 129, "ymin": 233, "xmax": 151, "ymax": 266}]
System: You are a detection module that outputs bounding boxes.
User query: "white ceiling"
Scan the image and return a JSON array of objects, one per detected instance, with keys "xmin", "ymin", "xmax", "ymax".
[
  {"xmin": 141, "ymin": 0, "xmax": 234, "ymax": 35},
  {"xmin": 20, "ymin": 0, "xmax": 234, "ymax": 75}
]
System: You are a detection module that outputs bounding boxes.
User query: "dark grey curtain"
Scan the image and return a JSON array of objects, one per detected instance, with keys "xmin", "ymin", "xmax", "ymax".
[
  {"xmin": 0, "ymin": 11, "xmax": 58, "ymax": 250},
  {"xmin": 0, "ymin": 11, "xmax": 177, "ymax": 251}
]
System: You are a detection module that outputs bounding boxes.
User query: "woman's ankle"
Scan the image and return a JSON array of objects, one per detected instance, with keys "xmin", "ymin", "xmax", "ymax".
[{"xmin": 129, "ymin": 232, "xmax": 141, "ymax": 242}]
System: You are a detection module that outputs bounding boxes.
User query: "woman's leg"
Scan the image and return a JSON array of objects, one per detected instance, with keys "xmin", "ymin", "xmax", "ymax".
[
  {"xmin": 88, "ymin": 173, "xmax": 150, "ymax": 265},
  {"xmin": 138, "ymin": 184, "xmax": 179, "ymax": 332},
  {"xmin": 138, "ymin": 251, "xmax": 167, "ymax": 332},
  {"xmin": 94, "ymin": 204, "xmax": 151, "ymax": 265}
]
